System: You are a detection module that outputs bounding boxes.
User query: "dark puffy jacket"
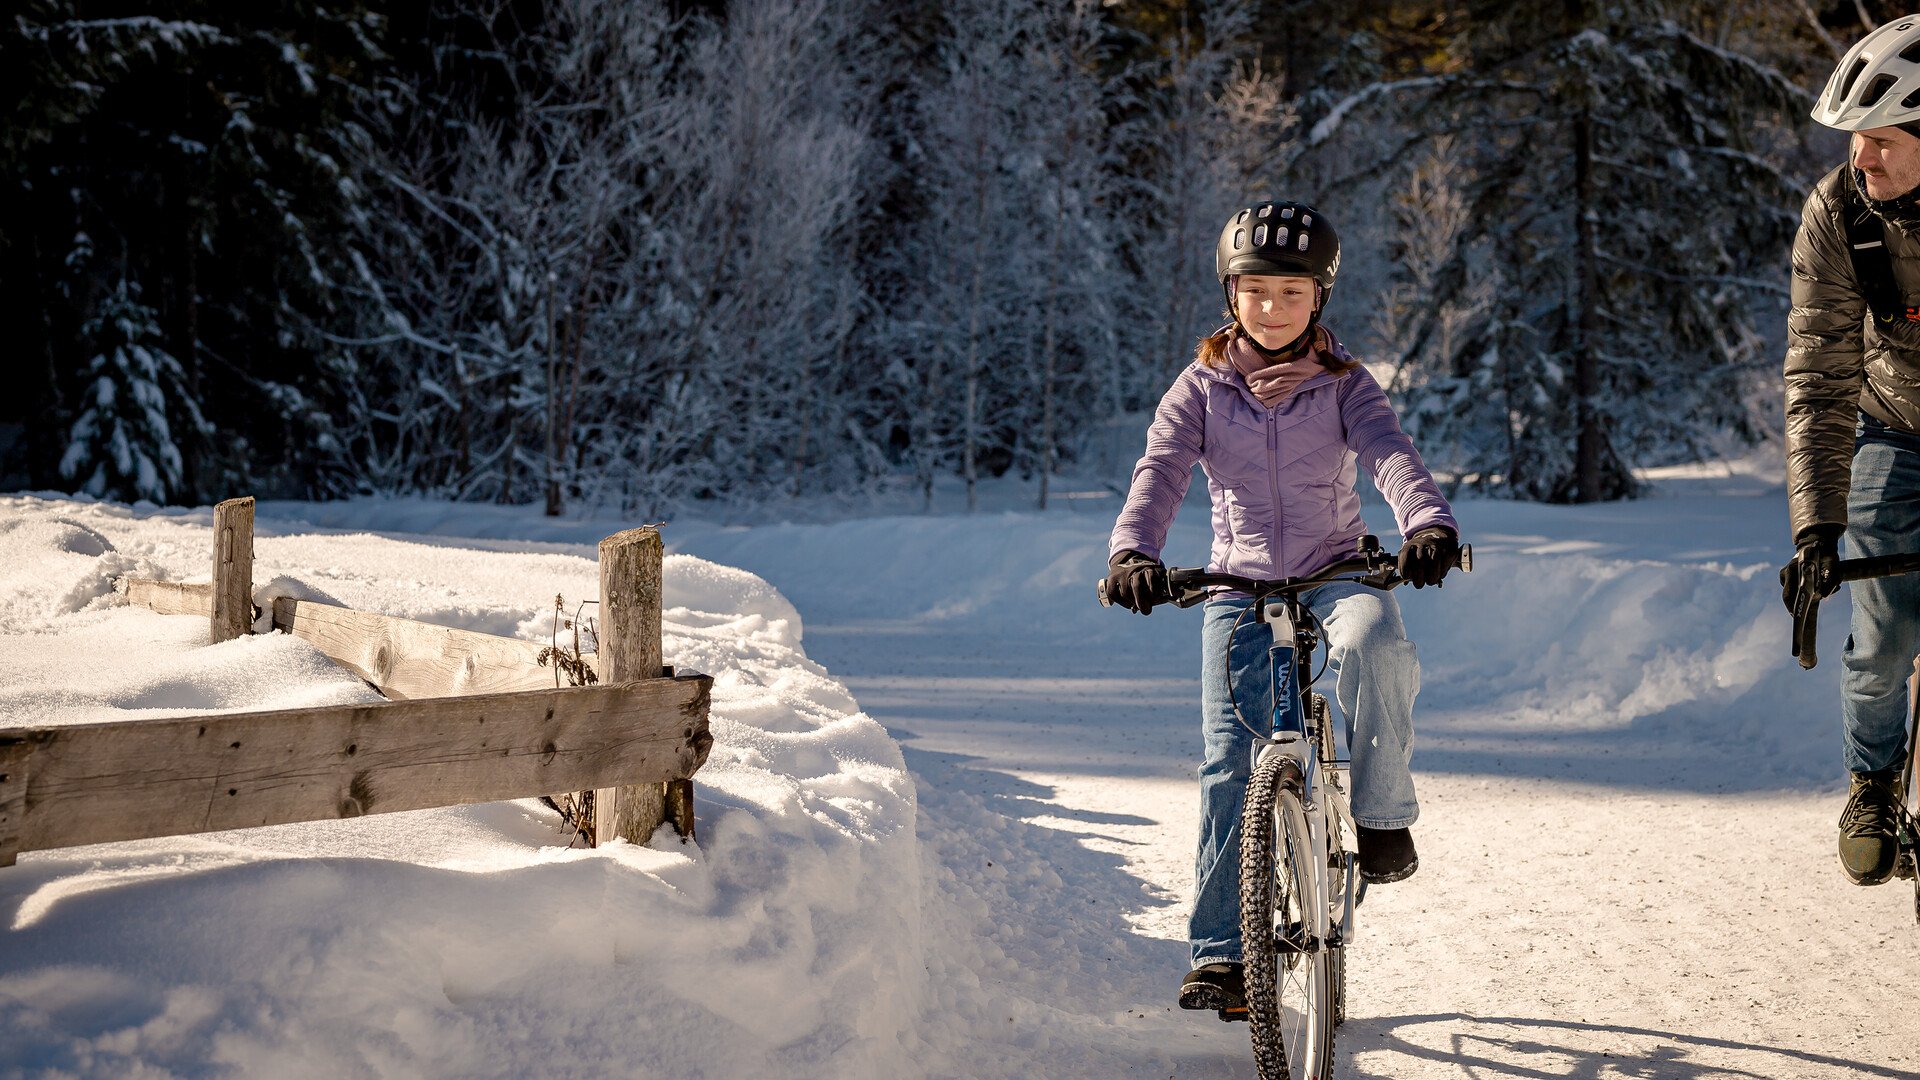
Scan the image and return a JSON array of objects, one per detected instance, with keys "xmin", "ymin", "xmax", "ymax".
[{"xmin": 1786, "ymin": 164, "xmax": 1920, "ymax": 541}]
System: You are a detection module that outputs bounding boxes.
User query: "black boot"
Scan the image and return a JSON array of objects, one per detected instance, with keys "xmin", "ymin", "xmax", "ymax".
[
  {"xmin": 1357, "ymin": 825, "xmax": 1418, "ymax": 883},
  {"xmin": 1839, "ymin": 768, "xmax": 1902, "ymax": 886},
  {"xmin": 1178, "ymin": 962, "xmax": 1246, "ymax": 1021}
]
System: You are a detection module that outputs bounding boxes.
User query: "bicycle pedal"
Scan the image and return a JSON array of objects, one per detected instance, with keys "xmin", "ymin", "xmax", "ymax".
[
  {"xmin": 1897, "ymin": 851, "xmax": 1916, "ymax": 881},
  {"xmin": 1218, "ymin": 1005, "xmax": 1249, "ymax": 1023}
]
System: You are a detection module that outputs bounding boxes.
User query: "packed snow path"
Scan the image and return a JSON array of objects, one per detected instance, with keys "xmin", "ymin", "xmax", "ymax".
[{"xmin": 675, "ymin": 477, "xmax": 1920, "ymax": 1080}]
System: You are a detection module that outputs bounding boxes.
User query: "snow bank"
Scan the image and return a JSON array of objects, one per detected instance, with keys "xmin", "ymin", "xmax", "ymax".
[
  {"xmin": 0, "ymin": 495, "xmax": 923, "ymax": 1078},
  {"xmin": 669, "ymin": 491, "xmax": 1835, "ymax": 793},
  {"xmin": 1400, "ymin": 549, "xmax": 1841, "ymax": 791},
  {"xmin": 290, "ymin": 484, "xmax": 1821, "ymax": 794}
]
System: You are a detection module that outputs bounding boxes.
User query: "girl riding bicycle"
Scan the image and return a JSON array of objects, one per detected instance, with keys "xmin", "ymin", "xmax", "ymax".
[{"xmin": 1102, "ymin": 201, "xmax": 1461, "ymax": 1018}]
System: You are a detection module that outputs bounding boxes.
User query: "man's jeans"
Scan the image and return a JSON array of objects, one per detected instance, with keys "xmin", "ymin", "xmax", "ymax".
[
  {"xmin": 1189, "ymin": 580, "xmax": 1421, "ymax": 967},
  {"xmin": 1843, "ymin": 414, "xmax": 1920, "ymax": 774}
]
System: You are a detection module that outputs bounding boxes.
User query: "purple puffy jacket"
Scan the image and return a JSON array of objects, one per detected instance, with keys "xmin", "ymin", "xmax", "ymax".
[{"xmin": 1109, "ymin": 332, "xmax": 1458, "ymax": 579}]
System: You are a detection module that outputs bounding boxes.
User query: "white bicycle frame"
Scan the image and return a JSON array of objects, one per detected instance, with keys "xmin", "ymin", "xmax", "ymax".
[{"xmin": 1251, "ymin": 600, "xmax": 1362, "ymax": 956}]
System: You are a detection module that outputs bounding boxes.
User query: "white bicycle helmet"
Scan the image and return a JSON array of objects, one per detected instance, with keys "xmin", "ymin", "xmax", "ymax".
[{"xmin": 1813, "ymin": 15, "xmax": 1920, "ymax": 131}]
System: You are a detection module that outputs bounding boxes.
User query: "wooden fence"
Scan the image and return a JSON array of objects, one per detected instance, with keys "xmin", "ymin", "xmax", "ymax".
[{"xmin": 0, "ymin": 498, "xmax": 711, "ymax": 866}]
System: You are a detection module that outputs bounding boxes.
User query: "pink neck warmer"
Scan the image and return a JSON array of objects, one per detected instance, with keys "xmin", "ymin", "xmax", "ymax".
[{"xmin": 1227, "ymin": 326, "xmax": 1334, "ymax": 408}]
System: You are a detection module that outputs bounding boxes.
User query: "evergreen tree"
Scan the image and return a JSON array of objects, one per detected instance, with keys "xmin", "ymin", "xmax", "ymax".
[
  {"xmin": 1318, "ymin": 0, "xmax": 1811, "ymax": 501},
  {"xmin": 3, "ymin": 0, "xmax": 1839, "ymax": 510},
  {"xmin": 59, "ymin": 279, "xmax": 209, "ymax": 503},
  {"xmin": 2, "ymin": 1, "xmax": 388, "ymax": 501}
]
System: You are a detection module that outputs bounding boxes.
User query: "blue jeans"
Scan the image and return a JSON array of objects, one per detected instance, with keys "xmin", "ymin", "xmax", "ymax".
[
  {"xmin": 1189, "ymin": 581, "xmax": 1421, "ymax": 967},
  {"xmin": 1843, "ymin": 415, "xmax": 1920, "ymax": 774}
]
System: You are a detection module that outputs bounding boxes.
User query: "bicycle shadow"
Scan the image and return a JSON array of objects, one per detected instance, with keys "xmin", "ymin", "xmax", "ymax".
[{"xmin": 1336, "ymin": 1012, "xmax": 1916, "ymax": 1079}]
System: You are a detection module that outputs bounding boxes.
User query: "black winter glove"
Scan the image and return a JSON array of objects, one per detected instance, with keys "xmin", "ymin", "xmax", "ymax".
[
  {"xmin": 1397, "ymin": 527, "xmax": 1459, "ymax": 589},
  {"xmin": 1105, "ymin": 550, "xmax": 1171, "ymax": 615},
  {"xmin": 1781, "ymin": 526, "xmax": 1843, "ymax": 615}
]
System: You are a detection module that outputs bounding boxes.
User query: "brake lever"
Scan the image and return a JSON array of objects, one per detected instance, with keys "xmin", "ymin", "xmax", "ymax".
[{"xmin": 1792, "ymin": 588, "xmax": 1820, "ymax": 670}]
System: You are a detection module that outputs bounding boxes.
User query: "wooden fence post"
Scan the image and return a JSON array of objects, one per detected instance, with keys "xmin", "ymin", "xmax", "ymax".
[
  {"xmin": 593, "ymin": 527, "xmax": 690, "ymax": 844},
  {"xmin": 0, "ymin": 738, "xmax": 29, "ymax": 867},
  {"xmin": 211, "ymin": 497, "xmax": 255, "ymax": 643}
]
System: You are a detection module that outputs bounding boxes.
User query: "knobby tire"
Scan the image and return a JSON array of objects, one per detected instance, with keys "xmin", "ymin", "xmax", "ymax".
[
  {"xmin": 1905, "ymin": 659, "xmax": 1920, "ymax": 924},
  {"xmin": 1241, "ymin": 755, "xmax": 1335, "ymax": 1080},
  {"xmin": 1313, "ymin": 693, "xmax": 1350, "ymax": 1029}
]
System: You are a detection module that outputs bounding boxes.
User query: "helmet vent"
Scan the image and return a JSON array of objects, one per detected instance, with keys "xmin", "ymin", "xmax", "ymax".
[
  {"xmin": 1840, "ymin": 57, "xmax": 1869, "ymax": 104},
  {"xmin": 1863, "ymin": 72, "xmax": 1899, "ymax": 108},
  {"xmin": 1233, "ymin": 228, "xmax": 1246, "ymax": 250},
  {"xmin": 1901, "ymin": 37, "xmax": 1920, "ymax": 65},
  {"xmin": 1280, "ymin": 207, "xmax": 1295, "ymax": 220},
  {"xmin": 1303, "ymin": 214, "xmax": 1313, "ymax": 227},
  {"xmin": 1237, "ymin": 209, "xmax": 1250, "ymax": 224},
  {"xmin": 1297, "ymin": 231, "xmax": 1311, "ymax": 251},
  {"xmin": 1903, "ymin": 85, "xmax": 1920, "ymax": 109},
  {"xmin": 1257, "ymin": 204, "xmax": 1272, "ymax": 218},
  {"xmin": 1276, "ymin": 226, "xmax": 1289, "ymax": 247},
  {"xmin": 1253, "ymin": 224, "xmax": 1267, "ymax": 245}
]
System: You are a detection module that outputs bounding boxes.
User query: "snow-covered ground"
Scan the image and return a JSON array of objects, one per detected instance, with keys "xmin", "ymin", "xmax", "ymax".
[{"xmin": 4, "ymin": 462, "xmax": 1920, "ymax": 1078}]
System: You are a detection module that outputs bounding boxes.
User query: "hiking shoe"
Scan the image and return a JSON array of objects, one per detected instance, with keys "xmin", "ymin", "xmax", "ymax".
[
  {"xmin": 1839, "ymin": 768, "xmax": 1902, "ymax": 886},
  {"xmin": 1357, "ymin": 825, "xmax": 1418, "ymax": 884},
  {"xmin": 1178, "ymin": 962, "xmax": 1247, "ymax": 1021}
]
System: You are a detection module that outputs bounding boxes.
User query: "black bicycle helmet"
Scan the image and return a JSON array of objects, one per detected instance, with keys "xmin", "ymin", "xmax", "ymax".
[
  {"xmin": 1215, "ymin": 201, "xmax": 1340, "ymax": 290},
  {"xmin": 1216, "ymin": 201, "xmax": 1341, "ymax": 357}
]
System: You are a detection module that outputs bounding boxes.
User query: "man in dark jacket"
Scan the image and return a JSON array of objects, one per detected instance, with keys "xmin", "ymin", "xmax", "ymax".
[{"xmin": 1790, "ymin": 18, "xmax": 1920, "ymax": 885}]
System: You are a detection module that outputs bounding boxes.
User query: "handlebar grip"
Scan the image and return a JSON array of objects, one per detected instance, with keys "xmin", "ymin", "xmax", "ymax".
[
  {"xmin": 1456, "ymin": 543, "xmax": 1473, "ymax": 573},
  {"xmin": 1097, "ymin": 577, "xmax": 1112, "ymax": 607}
]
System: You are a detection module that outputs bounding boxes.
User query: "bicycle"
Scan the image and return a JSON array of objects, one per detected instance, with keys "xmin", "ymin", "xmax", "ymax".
[
  {"xmin": 1789, "ymin": 548, "xmax": 1920, "ymax": 921},
  {"xmin": 1100, "ymin": 536, "xmax": 1472, "ymax": 1080}
]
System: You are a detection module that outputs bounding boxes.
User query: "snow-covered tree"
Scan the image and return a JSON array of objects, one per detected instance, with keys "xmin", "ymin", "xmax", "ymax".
[
  {"xmin": 333, "ymin": 0, "xmax": 875, "ymax": 516},
  {"xmin": 333, "ymin": 0, "xmax": 677, "ymax": 506},
  {"xmin": 1376, "ymin": 138, "xmax": 1499, "ymax": 493},
  {"xmin": 1116, "ymin": 2, "xmax": 1285, "ymax": 394},
  {"xmin": 59, "ymin": 280, "xmax": 208, "ymax": 503},
  {"xmin": 1314, "ymin": 0, "xmax": 1811, "ymax": 502},
  {"xmin": 4, "ymin": 2, "xmax": 386, "ymax": 502},
  {"xmin": 626, "ymin": 0, "xmax": 873, "ymax": 509},
  {"xmin": 894, "ymin": 0, "xmax": 1040, "ymax": 510},
  {"xmin": 1027, "ymin": 0, "xmax": 1124, "ymax": 509}
]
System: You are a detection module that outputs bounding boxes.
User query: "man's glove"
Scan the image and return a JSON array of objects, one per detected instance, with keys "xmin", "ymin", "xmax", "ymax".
[
  {"xmin": 1781, "ymin": 526, "xmax": 1843, "ymax": 615},
  {"xmin": 1105, "ymin": 550, "xmax": 1171, "ymax": 615},
  {"xmin": 1397, "ymin": 527, "xmax": 1459, "ymax": 589}
]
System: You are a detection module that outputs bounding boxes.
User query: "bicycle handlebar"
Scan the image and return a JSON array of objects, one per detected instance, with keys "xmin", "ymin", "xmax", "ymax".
[
  {"xmin": 1790, "ymin": 551, "xmax": 1920, "ymax": 670},
  {"xmin": 1097, "ymin": 541, "xmax": 1474, "ymax": 609},
  {"xmin": 1835, "ymin": 551, "xmax": 1920, "ymax": 584}
]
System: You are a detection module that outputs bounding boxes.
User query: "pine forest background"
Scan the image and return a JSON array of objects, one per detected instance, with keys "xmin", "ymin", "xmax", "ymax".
[{"xmin": 0, "ymin": 0, "xmax": 1875, "ymax": 513}]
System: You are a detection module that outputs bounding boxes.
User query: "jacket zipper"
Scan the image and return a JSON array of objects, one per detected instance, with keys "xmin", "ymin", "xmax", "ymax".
[{"xmin": 1267, "ymin": 406, "xmax": 1283, "ymax": 575}]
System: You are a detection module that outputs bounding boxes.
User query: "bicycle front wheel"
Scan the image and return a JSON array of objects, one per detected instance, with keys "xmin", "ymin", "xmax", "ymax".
[{"xmin": 1240, "ymin": 755, "xmax": 1335, "ymax": 1080}]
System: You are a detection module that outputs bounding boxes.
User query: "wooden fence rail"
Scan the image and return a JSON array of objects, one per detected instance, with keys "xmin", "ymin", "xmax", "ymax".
[
  {"xmin": 9, "ymin": 500, "xmax": 713, "ymax": 866},
  {"xmin": 123, "ymin": 579, "xmax": 215, "ymax": 618},
  {"xmin": 272, "ymin": 598, "xmax": 600, "ymax": 699},
  {"xmin": 0, "ymin": 676, "xmax": 709, "ymax": 864}
]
